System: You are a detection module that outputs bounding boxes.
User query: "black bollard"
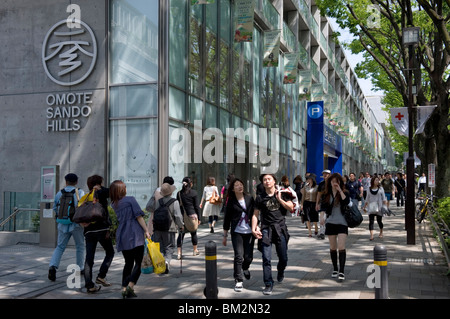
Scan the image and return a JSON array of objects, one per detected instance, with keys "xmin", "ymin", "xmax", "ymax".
[
  {"xmin": 204, "ymin": 240, "xmax": 218, "ymax": 299},
  {"xmin": 373, "ymin": 245, "xmax": 389, "ymax": 299}
]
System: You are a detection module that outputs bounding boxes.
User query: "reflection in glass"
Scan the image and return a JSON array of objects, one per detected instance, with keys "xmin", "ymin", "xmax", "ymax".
[{"xmin": 110, "ymin": 0, "xmax": 159, "ymax": 84}]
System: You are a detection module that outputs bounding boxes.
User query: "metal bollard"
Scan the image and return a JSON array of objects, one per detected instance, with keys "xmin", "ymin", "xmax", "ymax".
[
  {"xmin": 374, "ymin": 245, "xmax": 389, "ymax": 299},
  {"xmin": 204, "ymin": 240, "xmax": 218, "ymax": 299}
]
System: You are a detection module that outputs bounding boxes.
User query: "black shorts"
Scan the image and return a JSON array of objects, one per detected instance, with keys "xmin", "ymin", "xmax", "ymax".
[{"xmin": 325, "ymin": 223, "xmax": 348, "ymax": 235}]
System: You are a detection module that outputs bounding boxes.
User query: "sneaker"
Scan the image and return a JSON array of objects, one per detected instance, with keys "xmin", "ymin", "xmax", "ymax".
[
  {"xmin": 193, "ymin": 250, "xmax": 200, "ymax": 256},
  {"xmin": 87, "ymin": 285, "xmax": 101, "ymax": 293},
  {"xmin": 96, "ymin": 277, "xmax": 111, "ymax": 287},
  {"xmin": 234, "ymin": 281, "xmax": 243, "ymax": 292},
  {"xmin": 243, "ymin": 269, "xmax": 251, "ymax": 280},
  {"xmin": 177, "ymin": 254, "xmax": 182, "ymax": 260},
  {"xmin": 338, "ymin": 273, "xmax": 345, "ymax": 281},
  {"xmin": 48, "ymin": 266, "xmax": 56, "ymax": 281},
  {"xmin": 331, "ymin": 271, "xmax": 338, "ymax": 278},
  {"xmin": 263, "ymin": 283, "xmax": 273, "ymax": 295}
]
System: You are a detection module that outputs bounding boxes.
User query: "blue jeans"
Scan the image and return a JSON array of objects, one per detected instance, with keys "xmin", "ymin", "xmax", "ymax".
[
  {"xmin": 261, "ymin": 228, "xmax": 288, "ymax": 285},
  {"xmin": 49, "ymin": 223, "xmax": 85, "ymax": 270}
]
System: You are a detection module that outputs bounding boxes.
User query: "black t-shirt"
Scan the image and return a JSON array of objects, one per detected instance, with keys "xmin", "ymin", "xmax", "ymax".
[
  {"xmin": 346, "ymin": 180, "xmax": 361, "ymax": 199},
  {"xmin": 255, "ymin": 190, "xmax": 288, "ymax": 226}
]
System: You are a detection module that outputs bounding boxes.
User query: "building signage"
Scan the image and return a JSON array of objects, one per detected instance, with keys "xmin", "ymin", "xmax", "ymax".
[
  {"xmin": 42, "ymin": 19, "xmax": 97, "ymax": 86},
  {"xmin": 428, "ymin": 163, "xmax": 435, "ymax": 188},
  {"xmin": 46, "ymin": 92, "xmax": 92, "ymax": 132},
  {"xmin": 42, "ymin": 7, "xmax": 98, "ymax": 132}
]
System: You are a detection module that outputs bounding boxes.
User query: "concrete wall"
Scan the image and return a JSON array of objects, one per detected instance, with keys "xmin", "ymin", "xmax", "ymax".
[{"xmin": 0, "ymin": 0, "xmax": 107, "ymax": 219}]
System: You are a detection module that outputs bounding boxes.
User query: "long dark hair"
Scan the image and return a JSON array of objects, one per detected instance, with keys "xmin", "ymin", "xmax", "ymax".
[
  {"xmin": 226, "ymin": 177, "xmax": 246, "ymax": 201},
  {"xmin": 324, "ymin": 173, "xmax": 346, "ymax": 207},
  {"xmin": 182, "ymin": 177, "xmax": 193, "ymax": 194}
]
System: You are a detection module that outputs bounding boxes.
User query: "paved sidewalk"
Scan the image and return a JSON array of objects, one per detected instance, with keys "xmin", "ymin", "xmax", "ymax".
[{"xmin": 0, "ymin": 205, "xmax": 448, "ymax": 300}]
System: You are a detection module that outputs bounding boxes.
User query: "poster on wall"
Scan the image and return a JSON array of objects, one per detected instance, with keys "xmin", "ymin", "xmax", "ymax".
[
  {"xmin": 283, "ymin": 52, "xmax": 298, "ymax": 84},
  {"xmin": 298, "ymin": 70, "xmax": 311, "ymax": 100},
  {"xmin": 234, "ymin": 0, "xmax": 254, "ymax": 42},
  {"xmin": 263, "ymin": 30, "xmax": 281, "ymax": 67}
]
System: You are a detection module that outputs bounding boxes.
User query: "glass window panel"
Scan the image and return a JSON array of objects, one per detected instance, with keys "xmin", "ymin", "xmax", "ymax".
[
  {"xmin": 110, "ymin": 84, "xmax": 158, "ymax": 118},
  {"xmin": 169, "ymin": 86, "xmax": 186, "ymax": 120},
  {"xmin": 109, "ymin": 118, "xmax": 158, "ymax": 208},
  {"xmin": 110, "ymin": 0, "xmax": 159, "ymax": 84},
  {"xmin": 169, "ymin": 0, "xmax": 187, "ymax": 88},
  {"xmin": 189, "ymin": 6, "xmax": 203, "ymax": 96},
  {"xmin": 206, "ymin": 103, "xmax": 217, "ymax": 128},
  {"xmin": 253, "ymin": 28, "xmax": 261, "ymax": 124},
  {"xmin": 189, "ymin": 96, "xmax": 203, "ymax": 123},
  {"xmin": 220, "ymin": 0, "xmax": 231, "ymax": 44},
  {"xmin": 205, "ymin": 32, "xmax": 218, "ymax": 103},
  {"xmin": 219, "ymin": 40, "xmax": 230, "ymax": 108},
  {"xmin": 219, "ymin": 109, "xmax": 230, "ymax": 134},
  {"xmin": 231, "ymin": 44, "xmax": 240, "ymax": 115}
]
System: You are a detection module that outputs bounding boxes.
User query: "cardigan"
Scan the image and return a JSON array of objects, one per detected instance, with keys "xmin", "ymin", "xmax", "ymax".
[{"xmin": 223, "ymin": 194, "xmax": 255, "ymax": 234}]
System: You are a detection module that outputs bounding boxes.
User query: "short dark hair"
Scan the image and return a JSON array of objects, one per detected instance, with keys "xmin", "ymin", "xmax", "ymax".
[
  {"xmin": 65, "ymin": 173, "xmax": 78, "ymax": 185},
  {"xmin": 163, "ymin": 176, "xmax": 174, "ymax": 185},
  {"xmin": 87, "ymin": 175, "xmax": 103, "ymax": 191}
]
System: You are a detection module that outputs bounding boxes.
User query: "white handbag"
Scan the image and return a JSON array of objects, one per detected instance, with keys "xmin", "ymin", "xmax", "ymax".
[{"xmin": 368, "ymin": 201, "xmax": 379, "ymax": 214}]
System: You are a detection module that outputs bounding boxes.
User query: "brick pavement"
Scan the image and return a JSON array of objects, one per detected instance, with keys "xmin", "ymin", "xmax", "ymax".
[{"xmin": 0, "ymin": 205, "xmax": 448, "ymax": 300}]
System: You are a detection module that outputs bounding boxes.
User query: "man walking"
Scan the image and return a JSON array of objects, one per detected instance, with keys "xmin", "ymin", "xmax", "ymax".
[
  {"xmin": 252, "ymin": 174, "xmax": 294, "ymax": 295},
  {"xmin": 48, "ymin": 173, "xmax": 85, "ymax": 281}
]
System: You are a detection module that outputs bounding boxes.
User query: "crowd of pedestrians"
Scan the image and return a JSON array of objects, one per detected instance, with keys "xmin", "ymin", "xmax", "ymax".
[{"xmin": 47, "ymin": 169, "xmax": 414, "ymax": 297}]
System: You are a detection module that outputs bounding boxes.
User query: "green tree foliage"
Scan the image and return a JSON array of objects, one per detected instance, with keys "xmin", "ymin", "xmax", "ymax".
[{"xmin": 317, "ymin": 0, "xmax": 450, "ymax": 197}]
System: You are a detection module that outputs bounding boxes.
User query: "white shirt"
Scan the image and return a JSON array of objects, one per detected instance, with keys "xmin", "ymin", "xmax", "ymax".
[
  {"xmin": 418, "ymin": 176, "xmax": 426, "ymax": 184},
  {"xmin": 235, "ymin": 199, "xmax": 252, "ymax": 234}
]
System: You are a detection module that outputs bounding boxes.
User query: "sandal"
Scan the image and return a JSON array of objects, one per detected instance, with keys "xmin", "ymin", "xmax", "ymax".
[{"xmin": 87, "ymin": 285, "xmax": 101, "ymax": 294}]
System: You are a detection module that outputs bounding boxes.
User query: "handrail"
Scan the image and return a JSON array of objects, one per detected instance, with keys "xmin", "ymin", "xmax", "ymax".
[{"xmin": 0, "ymin": 207, "xmax": 40, "ymax": 229}]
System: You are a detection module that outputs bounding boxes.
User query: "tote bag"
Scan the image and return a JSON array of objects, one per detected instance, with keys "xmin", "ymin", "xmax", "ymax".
[
  {"xmin": 178, "ymin": 193, "xmax": 198, "ymax": 232},
  {"xmin": 146, "ymin": 239, "xmax": 166, "ymax": 274}
]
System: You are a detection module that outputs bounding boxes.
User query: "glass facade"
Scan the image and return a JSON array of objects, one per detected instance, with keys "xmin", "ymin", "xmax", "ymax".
[
  {"xmin": 108, "ymin": 0, "xmax": 395, "ymax": 199},
  {"xmin": 109, "ymin": 0, "xmax": 159, "ymax": 207}
]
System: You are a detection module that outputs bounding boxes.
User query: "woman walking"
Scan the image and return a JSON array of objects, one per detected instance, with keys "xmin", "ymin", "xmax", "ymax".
[
  {"xmin": 200, "ymin": 177, "xmax": 221, "ymax": 233},
  {"xmin": 322, "ymin": 173, "xmax": 350, "ymax": 281},
  {"xmin": 363, "ymin": 176, "xmax": 387, "ymax": 241},
  {"xmin": 177, "ymin": 177, "xmax": 201, "ymax": 257},
  {"xmin": 150, "ymin": 183, "xmax": 184, "ymax": 273},
  {"xmin": 301, "ymin": 175, "xmax": 319, "ymax": 237},
  {"xmin": 82, "ymin": 175, "xmax": 115, "ymax": 293},
  {"xmin": 222, "ymin": 178, "xmax": 255, "ymax": 292},
  {"xmin": 110, "ymin": 180, "xmax": 150, "ymax": 298}
]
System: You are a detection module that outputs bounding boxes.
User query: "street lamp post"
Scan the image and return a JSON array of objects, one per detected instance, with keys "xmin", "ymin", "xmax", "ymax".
[{"xmin": 403, "ymin": 27, "xmax": 420, "ymax": 245}]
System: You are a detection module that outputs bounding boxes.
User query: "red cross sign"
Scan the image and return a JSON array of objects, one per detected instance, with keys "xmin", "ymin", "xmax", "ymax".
[{"xmin": 395, "ymin": 112, "xmax": 404, "ymax": 121}]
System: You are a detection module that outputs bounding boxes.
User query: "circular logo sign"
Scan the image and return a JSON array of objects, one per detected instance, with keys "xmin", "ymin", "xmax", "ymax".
[
  {"xmin": 42, "ymin": 19, "xmax": 97, "ymax": 86},
  {"xmin": 307, "ymin": 103, "xmax": 323, "ymax": 119}
]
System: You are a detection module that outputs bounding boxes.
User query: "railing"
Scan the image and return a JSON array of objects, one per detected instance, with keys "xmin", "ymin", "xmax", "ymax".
[
  {"xmin": 0, "ymin": 208, "xmax": 40, "ymax": 232},
  {"xmin": 427, "ymin": 202, "xmax": 450, "ymax": 273}
]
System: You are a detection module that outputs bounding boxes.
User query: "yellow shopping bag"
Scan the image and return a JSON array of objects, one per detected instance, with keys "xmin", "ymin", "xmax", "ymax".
[{"xmin": 146, "ymin": 239, "xmax": 166, "ymax": 274}]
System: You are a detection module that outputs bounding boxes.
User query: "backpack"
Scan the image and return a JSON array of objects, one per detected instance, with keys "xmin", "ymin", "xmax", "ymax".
[
  {"xmin": 56, "ymin": 189, "xmax": 78, "ymax": 224},
  {"xmin": 153, "ymin": 198, "xmax": 176, "ymax": 231}
]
